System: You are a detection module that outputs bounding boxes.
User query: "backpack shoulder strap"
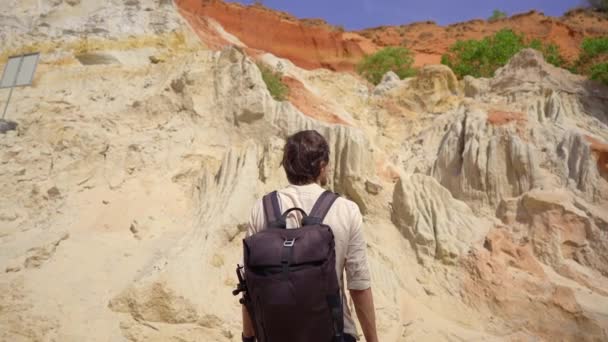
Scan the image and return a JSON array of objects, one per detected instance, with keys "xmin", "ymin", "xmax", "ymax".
[
  {"xmin": 262, "ymin": 191, "xmax": 285, "ymax": 229},
  {"xmin": 303, "ymin": 190, "xmax": 339, "ymax": 226}
]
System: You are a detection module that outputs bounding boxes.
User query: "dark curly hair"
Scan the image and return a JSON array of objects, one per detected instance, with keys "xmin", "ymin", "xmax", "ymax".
[{"xmin": 281, "ymin": 130, "xmax": 330, "ymax": 185}]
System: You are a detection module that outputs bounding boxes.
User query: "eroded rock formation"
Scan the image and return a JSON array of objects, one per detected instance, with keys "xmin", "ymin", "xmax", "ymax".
[
  {"xmin": 0, "ymin": 1, "xmax": 607, "ymax": 341},
  {"xmin": 391, "ymin": 173, "xmax": 490, "ymax": 264}
]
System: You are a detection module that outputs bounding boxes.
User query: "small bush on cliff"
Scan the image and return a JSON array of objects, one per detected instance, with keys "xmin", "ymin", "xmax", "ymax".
[
  {"xmin": 489, "ymin": 10, "xmax": 508, "ymax": 21},
  {"xmin": 571, "ymin": 37, "xmax": 608, "ymax": 76},
  {"xmin": 441, "ymin": 29, "xmax": 564, "ymax": 78},
  {"xmin": 257, "ymin": 63, "xmax": 288, "ymax": 101},
  {"xmin": 357, "ymin": 47, "xmax": 416, "ymax": 85},
  {"xmin": 581, "ymin": 36, "xmax": 608, "ymax": 60},
  {"xmin": 587, "ymin": 0, "xmax": 608, "ymax": 12},
  {"xmin": 574, "ymin": 37, "xmax": 608, "ymax": 85},
  {"xmin": 528, "ymin": 39, "xmax": 565, "ymax": 67},
  {"xmin": 590, "ymin": 62, "xmax": 608, "ymax": 85}
]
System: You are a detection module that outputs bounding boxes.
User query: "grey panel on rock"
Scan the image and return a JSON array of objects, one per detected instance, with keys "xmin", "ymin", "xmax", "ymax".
[{"xmin": 0, "ymin": 53, "xmax": 39, "ymax": 88}]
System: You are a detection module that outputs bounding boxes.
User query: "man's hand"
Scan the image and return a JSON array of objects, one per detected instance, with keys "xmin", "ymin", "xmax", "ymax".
[
  {"xmin": 350, "ymin": 287, "xmax": 379, "ymax": 342},
  {"xmin": 242, "ymin": 333, "xmax": 255, "ymax": 342},
  {"xmin": 242, "ymin": 305, "xmax": 255, "ymax": 339}
]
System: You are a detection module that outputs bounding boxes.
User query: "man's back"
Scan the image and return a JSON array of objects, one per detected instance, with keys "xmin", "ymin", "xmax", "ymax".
[
  {"xmin": 240, "ymin": 129, "xmax": 377, "ymax": 342},
  {"xmin": 248, "ymin": 183, "xmax": 371, "ymax": 338}
]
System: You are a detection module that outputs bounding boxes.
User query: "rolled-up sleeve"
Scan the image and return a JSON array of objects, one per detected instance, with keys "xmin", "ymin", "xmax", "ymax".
[
  {"xmin": 345, "ymin": 204, "xmax": 371, "ymax": 290},
  {"xmin": 244, "ymin": 200, "xmax": 264, "ymax": 268},
  {"xmin": 247, "ymin": 199, "xmax": 264, "ymax": 238}
]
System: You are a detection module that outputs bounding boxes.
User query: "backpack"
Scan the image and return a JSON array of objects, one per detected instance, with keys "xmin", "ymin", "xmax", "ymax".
[{"xmin": 233, "ymin": 190, "xmax": 344, "ymax": 342}]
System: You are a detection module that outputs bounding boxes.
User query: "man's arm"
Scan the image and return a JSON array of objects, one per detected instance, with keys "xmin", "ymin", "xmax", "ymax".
[
  {"xmin": 345, "ymin": 203, "xmax": 378, "ymax": 341},
  {"xmin": 350, "ymin": 287, "xmax": 378, "ymax": 342},
  {"xmin": 242, "ymin": 305, "xmax": 255, "ymax": 339}
]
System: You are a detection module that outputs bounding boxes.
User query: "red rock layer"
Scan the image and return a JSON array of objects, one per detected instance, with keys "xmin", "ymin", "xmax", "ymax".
[
  {"xmin": 358, "ymin": 11, "xmax": 608, "ymax": 65},
  {"xmin": 586, "ymin": 136, "xmax": 608, "ymax": 181},
  {"xmin": 176, "ymin": 0, "xmax": 608, "ymax": 71},
  {"xmin": 463, "ymin": 228, "xmax": 607, "ymax": 341},
  {"xmin": 282, "ymin": 76, "xmax": 348, "ymax": 125},
  {"xmin": 175, "ymin": 0, "xmax": 370, "ymax": 71},
  {"xmin": 487, "ymin": 110, "xmax": 527, "ymax": 126},
  {"xmin": 178, "ymin": 7, "xmax": 231, "ymax": 50}
]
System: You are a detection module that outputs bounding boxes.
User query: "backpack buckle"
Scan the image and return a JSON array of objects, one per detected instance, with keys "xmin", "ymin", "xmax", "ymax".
[{"xmin": 283, "ymin": 238, "xmax": 295, "ymax": 247}]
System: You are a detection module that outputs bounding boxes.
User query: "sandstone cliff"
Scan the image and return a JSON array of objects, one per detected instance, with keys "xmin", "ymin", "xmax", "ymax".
[{"xmin": 0, "ymin": 1, "xmax": 607, "ymax": 341}]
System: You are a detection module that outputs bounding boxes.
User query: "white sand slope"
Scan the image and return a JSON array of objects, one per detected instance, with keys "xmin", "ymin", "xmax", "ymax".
[{"xmin": 1, "ymin": 1, "xmax": 607, "ymax": 341}]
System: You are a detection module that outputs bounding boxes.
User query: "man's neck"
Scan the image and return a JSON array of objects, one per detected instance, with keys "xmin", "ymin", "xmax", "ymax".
[{"xmin": 289, "ymin": 181, "xmax": 321, "ymax": 187}]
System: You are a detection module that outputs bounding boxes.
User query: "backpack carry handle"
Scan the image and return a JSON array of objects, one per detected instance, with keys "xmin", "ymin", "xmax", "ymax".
[
  {"xmin": 268, "ymin": 207, "xmax": 308, "ymax": 229},
  {"xmin": 281, "ymin": 207, "xmax": 308, "ymax": 219}
]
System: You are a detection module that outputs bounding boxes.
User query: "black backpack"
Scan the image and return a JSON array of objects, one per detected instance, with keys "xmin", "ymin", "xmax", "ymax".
[{"xmin": 233, "ymin": 190, "xmax": 344, "ymax": 342}]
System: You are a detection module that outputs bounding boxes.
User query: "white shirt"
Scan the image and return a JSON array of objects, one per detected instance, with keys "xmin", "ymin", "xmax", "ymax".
[{"xmin": 247, "ymin": 183, "xmax": 371, "ymax": 337}]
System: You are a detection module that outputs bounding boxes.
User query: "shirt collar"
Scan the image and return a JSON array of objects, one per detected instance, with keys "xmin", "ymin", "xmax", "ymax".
[{"xmin": 287, "ymin": 182, "xmax": 324, "ymax": 192}]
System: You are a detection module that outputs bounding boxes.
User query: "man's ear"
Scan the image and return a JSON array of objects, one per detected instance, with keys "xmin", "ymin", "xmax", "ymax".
[{"xmin": 320, "ymin": 161, "xmax": 328, "ymax": 173}]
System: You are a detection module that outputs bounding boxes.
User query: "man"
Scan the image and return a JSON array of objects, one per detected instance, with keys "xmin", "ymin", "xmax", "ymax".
[{"xmin": 242, "ymin": 130, "xmax": 379, "ymax": 342}]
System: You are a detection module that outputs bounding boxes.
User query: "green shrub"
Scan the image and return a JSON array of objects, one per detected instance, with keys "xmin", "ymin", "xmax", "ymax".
[
  {"xmin": 441, "ymin": 29, "xmax": 565, "ymax": 78},
  {"xmin": 528, "ymin": 39, "xmax": 565, "ymax": 67},
  {"xmin": 581, "ymin": 36, "xmax": 608, "ymax": 60},
  {"xmin": 489, "ymin": 10, "xmax": 508, "ymax": 21},
  {"xmin": 587, "ymin": 0, "xmax": 608, "ymax": 11},
  {"xmin": 590, "ymin": 62, "xmax": 608, "ymax": 85},
  {"xmin": 257, "ymin": 63, "xmax": 288, "ymax": 101},
  {"xmin": 571, "ymin": 37, "xmax": 608, "ymax": 75},
  {"xmin": 356, "ymin": 47, "xmax": 416, "ymax": 85}
]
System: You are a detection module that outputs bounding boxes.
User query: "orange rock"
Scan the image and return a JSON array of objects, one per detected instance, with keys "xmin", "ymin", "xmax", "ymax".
[
  {"xmin": 282, "ymin": 76, "xmax": 348, "ymax": 125},
  {"xmin": 462, "ymin": 228, "xmax": 605, "ymax": 340},
  {"xmin": 175, "ymin": 0, "xmax": 369, "ymax": 71},
  {"xmin": 175, "ymin": 1, "xmax": 608, "ymax": 72},
  {"xmin": 482, "ymin": 228, "xmax": 545, "ymax": 278},
  {"xmin": 177, "ymin": 6, "xmax": 231, "ymax": 50},
  {"xmin": 487, "ymin": 110, "xmax": 526, "ymax": 126},
  {"xmin": 375, "ymin": 159, "xmax": 400, "ymax": 183},
  {"xmin": 551, "ymin": 286, "xmax": 581, "ymax": 314},
  {"xmin": 585, "ymin": 135, "xmax": 608, "ymax": 180},
  {"xmin": 487, "ymin": 110, "xmax": 527, "ymax": 138}
]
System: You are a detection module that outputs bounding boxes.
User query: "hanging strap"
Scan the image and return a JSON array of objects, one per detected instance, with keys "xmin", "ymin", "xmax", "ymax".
[
  {"xmin": 302, "ymin": 191, "xmax": 339, "ymax": 226},
  {"xmin": 327, "ymin": 293, "xmax": 344, "ymax": 341},
  {"xmin": 280, "ymin": 237, "xmax": 295, "ymax": 279}
]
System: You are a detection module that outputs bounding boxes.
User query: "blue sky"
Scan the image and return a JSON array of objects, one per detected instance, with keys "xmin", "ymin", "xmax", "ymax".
[{"xmin": 228, "ymin": 0, "xmax": 584, "ymax": 30}]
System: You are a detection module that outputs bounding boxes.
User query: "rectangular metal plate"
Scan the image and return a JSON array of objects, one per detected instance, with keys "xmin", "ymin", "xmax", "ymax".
[
  {"xmin": 0, "ymin": 53, "xmax": 40, "ymax": 89},
  {"xmin": 15, "ymin": 53, "xmax": 39, "ymax": 87},
  {"xmin": 0, "ymin": 57, "xmax": 21, "ymax": 88}
]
